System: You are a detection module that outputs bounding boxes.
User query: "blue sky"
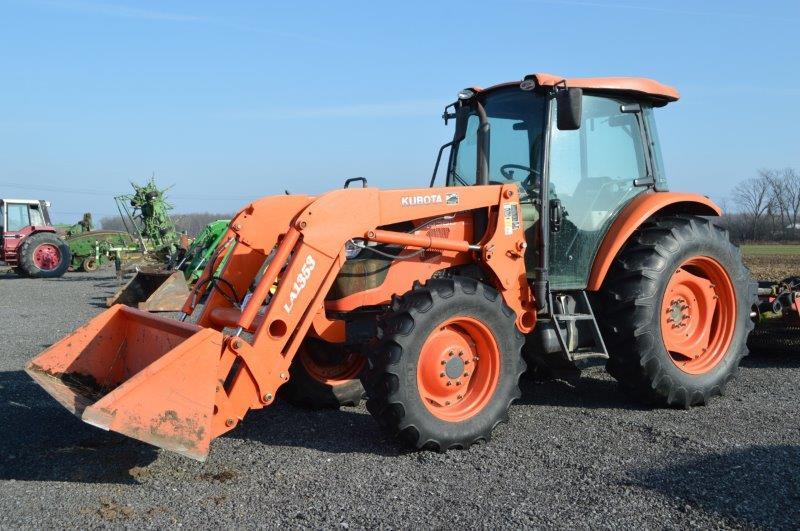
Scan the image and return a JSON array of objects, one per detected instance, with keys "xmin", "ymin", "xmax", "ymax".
[{"xmin": 1, "ymin": 0, "xmax": 798, "ymax": 223}]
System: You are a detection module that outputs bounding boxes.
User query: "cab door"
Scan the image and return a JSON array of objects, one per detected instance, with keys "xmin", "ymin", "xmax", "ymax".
[
  {"xmin": 3, "ymin": 202, "xmax": 33, "ymax": 258},
  {"xmin": 547, "ymin": 94, "xmax": 653, "ymax": 290}
]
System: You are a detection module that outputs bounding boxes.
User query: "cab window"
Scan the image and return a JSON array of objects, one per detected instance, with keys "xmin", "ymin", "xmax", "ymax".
[
  {"xmin": 6, "ymin": 204, "xmax": 30, "ymax": 232},
  {"xmin": 29, "ymin": 205, "xmax": 45, "ymax": 226},
  {"xmin": 450, "ymin": 87, "xmax": 547, "ymax": 190}
]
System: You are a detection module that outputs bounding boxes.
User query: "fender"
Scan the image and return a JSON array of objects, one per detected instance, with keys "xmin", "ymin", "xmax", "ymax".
[{"xmin": 586, "ymin": 191, "xmax": 721, "ymax": 291}]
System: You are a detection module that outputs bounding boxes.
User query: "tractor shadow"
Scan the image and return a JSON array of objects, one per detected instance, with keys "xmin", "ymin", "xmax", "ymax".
[
  {"xmin": 0, "ymin": 370, "xmax": 158, "ymax": 484},
  {"xmin": 517, "ymin": 368, "xmax": 650, "ymax": 411},
  {"xmin": 88, "ymin": 296, "xmax": 113, "ymax": 308},
  {"xmin": 631, "ymin": 444, "xmax": 800, "ymax": 528},
  {"xmin": 225, "ymin": 401, "xmax": 401, "ymax": 457},
  {"xmin": 43, "ymin": 273, "xmax": 115, "ymax": 283}
]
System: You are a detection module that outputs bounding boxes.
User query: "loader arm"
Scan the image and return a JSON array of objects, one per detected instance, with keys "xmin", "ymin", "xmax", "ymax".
[{"xmin": 195, "ymin": 184, "xmax": 534, "ymax": 442}]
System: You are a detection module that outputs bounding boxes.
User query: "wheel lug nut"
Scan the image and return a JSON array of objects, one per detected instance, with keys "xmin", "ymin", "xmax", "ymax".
[
  {"xmin": 456, "ymin": 380, "xmax": 462, "ymax": 386},
  {"xmin": 457, "ymin": 394, "xmax": 463, "ymax": 400},
  {"xmin": 448, "ymin": 351, "xmax": 454, "ymax": 357},
  {"xmin": 473, "ymin": 356, "xmax": 479, "ymax": 362},
  {"xmin": 440, "ymin": 372, "xmax": 445, "ymax": 377},
  {"xmin": 463, "ymin": 372, "xmax": 469, "ymax": 377},
  {"xmin": 445, "ymin": 401, "xmax": 451, "ymax": 406},
  {"xmin": 446, "ymin": 381, "xmax": 452, "ymax": 386},
  {"xmin": 441, "ymin": 360, "xmax": 446, "ymax": 365}
]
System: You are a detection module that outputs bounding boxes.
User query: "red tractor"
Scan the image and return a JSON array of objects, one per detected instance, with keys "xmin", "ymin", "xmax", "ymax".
[{"xmin": 1, "ymin": 198, "xmax": 71, "ymax": 278}]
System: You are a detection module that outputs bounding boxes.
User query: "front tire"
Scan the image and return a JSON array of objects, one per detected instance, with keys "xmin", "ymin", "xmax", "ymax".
[
  {"xmin": 595, "ymin": 215, "xmax": 755, "ymax": 407},
  {"xmin": 363, "ymin": 277, "xmax": 526, "ymax": 450},
  {"xmin": 280, "ymin": 338, "xmax": 365, "ymax": 408}
]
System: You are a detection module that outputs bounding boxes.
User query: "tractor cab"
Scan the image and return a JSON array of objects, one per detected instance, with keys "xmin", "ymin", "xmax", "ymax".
[
  {"xmin": 442, "ymin": 73, "xmax": 678, "ymax": 291},
  {"xmin": 0, "ymin": 198, "xmax": 52, "ymax": 234}
]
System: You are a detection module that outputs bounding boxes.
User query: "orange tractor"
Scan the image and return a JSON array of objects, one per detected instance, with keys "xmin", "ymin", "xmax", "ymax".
[{"xmin": 27, "ymin": 73, "xmax": 756, "ymax": 460}]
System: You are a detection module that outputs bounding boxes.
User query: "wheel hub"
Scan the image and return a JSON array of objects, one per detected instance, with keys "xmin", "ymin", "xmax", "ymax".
[
  {"xmin": 660, "ymin": 257, "xmax": 737, "ymax": 375},
  {"xmin": 416, "ymin": 317, "xmax": 499, "ymax": 422},
  {"xmin": 444, "ymin": 355, "xmax": 466, "ymax": 380},
  {"xmin": 33, "ymin": 244, "xmax": 61, "ymax": 271},
  {"xmin": 666, "ymin": 298, "xmax": 690, "ymax": 329}
]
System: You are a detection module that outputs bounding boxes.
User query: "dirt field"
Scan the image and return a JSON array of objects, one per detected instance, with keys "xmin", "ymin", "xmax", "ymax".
[
  {"xmin": 741, "ymin": 244, "xmax": 800, "ymax": 280},
  {"xmin": 0, "ymin": 269, "xmax": 798, "ymax": 529}
]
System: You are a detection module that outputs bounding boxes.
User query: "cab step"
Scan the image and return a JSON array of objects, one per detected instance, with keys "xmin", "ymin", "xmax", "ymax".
[{"xmin": 550, "ymin": 291, "xmax": 609, "ymax": 362}]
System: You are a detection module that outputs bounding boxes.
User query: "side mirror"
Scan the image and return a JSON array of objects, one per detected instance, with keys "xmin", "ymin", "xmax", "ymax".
[{"xmin": 556, "ymin": 87, "xmax": 583, "ymax": 130}]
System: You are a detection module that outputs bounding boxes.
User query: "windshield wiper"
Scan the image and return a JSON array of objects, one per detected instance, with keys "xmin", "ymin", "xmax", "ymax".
[{"xmin": 451, "ymin": 169, "xmax": 469, "ymax": 186}]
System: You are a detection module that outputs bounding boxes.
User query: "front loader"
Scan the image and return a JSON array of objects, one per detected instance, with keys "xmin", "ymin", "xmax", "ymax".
[{"xmin": 27, "ymin": 73, "xmax": 757, "ymax": 460}]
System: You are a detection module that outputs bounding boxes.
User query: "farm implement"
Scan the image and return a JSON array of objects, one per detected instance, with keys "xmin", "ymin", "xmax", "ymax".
[
  {"xmin": 65, "ymin": 177, "xmax": 183, "ymax": 274},
  {"xmin": 748, "ymin": 277, "xmax": 800, "ymax": 354},
  {"xmin": 28, "ymin": 72, "xmax": 769, "ymax": 461}
]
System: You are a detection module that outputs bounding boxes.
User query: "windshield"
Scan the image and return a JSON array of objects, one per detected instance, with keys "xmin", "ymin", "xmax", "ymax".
[{"xmin": 448, "ymin": 87, "xmax": 547, "ymax": 196}]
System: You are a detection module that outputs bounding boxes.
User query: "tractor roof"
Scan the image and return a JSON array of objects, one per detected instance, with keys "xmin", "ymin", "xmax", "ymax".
[
  {"xmin": 0, "ymin": 198, "xmax": 44, "ymax": 205},
  {"xmin": 481, "ymin": 73, "xmax": 680, "ymax": 106}
]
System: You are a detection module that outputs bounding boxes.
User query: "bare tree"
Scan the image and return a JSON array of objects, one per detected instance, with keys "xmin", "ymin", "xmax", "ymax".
[
  {"xmin": 763, "ymin": 169, "xmax": 789, "ymax": 239},
  {"xmin": 732, "ymin": 173, "xmax": 772, "ymax": 240},
  {"xmin": 781, "ymin": 168, "xmax": 800, "ymax": 238}
]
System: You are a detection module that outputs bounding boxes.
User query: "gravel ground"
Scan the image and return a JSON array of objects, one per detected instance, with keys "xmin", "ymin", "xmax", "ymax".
[{"xmin": 0, "ymin": 269, "xmax": 798, "ymax": 529}]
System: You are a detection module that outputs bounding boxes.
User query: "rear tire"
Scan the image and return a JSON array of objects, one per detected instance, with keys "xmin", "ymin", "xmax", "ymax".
[
  {"xmin": 280, "ymin": 338, "xmax": 365, "ymax": 408},
  {"xmin": 363, "ymin": 277, "xmax": 525, "ymax": 450},
  {"xmin": 18, "ymin": 233, "xmax": 71, "ymax": 279},
  {"xmin": 595, "ymin": 215, "xmax": 755, "ymax": 407}
]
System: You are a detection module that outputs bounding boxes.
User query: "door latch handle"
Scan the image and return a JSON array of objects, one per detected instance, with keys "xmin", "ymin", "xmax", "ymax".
[{"xmin": 550, "ymin": 198, "xmax": 564, "ymax": 232}]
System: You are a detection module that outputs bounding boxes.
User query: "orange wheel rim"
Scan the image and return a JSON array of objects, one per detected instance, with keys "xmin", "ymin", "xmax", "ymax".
[
  {"xmin": 416, "ymin": 316, "xmax": 501, "ymax": 422},
  {"xmin": 299, "ymin": 346, "xmax": 365, "ymax": 386},
  {"xmin": 660, "ymin": 256, "xmax": 737, "ymax": 375}
]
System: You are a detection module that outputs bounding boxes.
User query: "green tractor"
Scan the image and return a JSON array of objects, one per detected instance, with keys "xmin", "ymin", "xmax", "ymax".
[{"xmin": 177, "ymin": 219, "xmax": 230, "ymax": 283}]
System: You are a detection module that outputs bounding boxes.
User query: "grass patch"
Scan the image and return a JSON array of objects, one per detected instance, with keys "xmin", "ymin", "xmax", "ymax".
[{"xmin": 741, "ymin": 244, "xmax": 800, "ymax": 256}]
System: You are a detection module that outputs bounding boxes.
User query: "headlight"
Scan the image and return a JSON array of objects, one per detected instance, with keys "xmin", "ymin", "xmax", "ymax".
[{"xmin": 344, "ymin": 239, "xmax": 363, "ymax": 259}]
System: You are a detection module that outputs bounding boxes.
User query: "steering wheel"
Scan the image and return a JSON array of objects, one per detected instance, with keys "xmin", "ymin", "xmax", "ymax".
[
  {"xmin": 500, "ymin": 164, "xmax": 539, "ymax": 181},
  {"xmin": 500, "ymin": 164, "xmax": 540, "ymax": 201}
]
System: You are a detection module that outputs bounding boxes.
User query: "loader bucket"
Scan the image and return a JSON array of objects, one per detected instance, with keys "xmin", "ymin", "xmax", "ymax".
[
  {"xmin": 106, "ymin": 270, "xmax": 190, "ymax": 312},
  {"xmin": 26, "ymin": 305, "xmax": 225, "ymax": 461}
]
